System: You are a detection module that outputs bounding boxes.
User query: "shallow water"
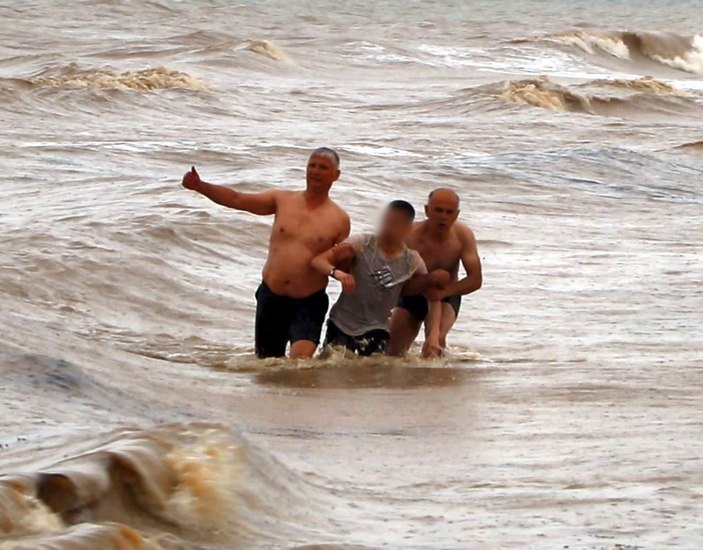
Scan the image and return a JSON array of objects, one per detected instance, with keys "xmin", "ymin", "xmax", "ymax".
[{"xmin": 1, "ymin": 0, "xmax": 702, "ymax": 548}]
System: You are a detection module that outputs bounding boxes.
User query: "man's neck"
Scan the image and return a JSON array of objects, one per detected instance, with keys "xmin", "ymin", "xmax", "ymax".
[
  {"xmin": 424, "ymin": 221, "xmax": 451, "ymax": 241},
  {"xmin": 378, "ymin": 236, "xmax": 404, "ymax": 256},
  {"xmin": 303, "ymin": 189, "xmax": 328, "ymax": 207}
]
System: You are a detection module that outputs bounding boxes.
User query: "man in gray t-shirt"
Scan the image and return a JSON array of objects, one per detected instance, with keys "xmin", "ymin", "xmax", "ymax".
[{"xmin": 312, "ymin": 201, "xmax": 450, "ymax": 356}]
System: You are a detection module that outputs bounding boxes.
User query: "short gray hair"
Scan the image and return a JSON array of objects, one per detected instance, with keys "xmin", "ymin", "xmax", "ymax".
[{"xmin": 311, "ymin": 147, "xmax": 340, "ymax": 168}]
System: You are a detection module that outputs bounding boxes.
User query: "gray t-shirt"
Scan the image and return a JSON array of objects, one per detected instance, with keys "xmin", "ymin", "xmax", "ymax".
[{"xmin": 329, "ymin": 234, "xmax": 427, "ymax": 336}]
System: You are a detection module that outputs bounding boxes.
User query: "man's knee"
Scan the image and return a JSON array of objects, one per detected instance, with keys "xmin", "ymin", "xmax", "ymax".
[
  {"xmin": 388, "ymin": 309, "xmax": 421, "ymax": 355},
  {"xmin": 290, "ymin": 339, "xmax": 317, "ymax": 358},
  {"xmin": 391, "ymin": 307, "xmax": 421, "ymax": 333},
  {"xmin": 255, "ymin": 327, "xmax": 288, "ymax": 358}
]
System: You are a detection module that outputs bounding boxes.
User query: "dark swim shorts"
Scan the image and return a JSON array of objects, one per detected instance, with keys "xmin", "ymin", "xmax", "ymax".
[
  {"xmin": 324, "ymin": 321, "xmax": 390, "ymax": 357},
  {"xmin": 254, "ymin": 282, "xmax": 329, "ymax": 358},
  {"xmin": 396, "ymin": 293, "xmax": 462, "ymax": 322}
]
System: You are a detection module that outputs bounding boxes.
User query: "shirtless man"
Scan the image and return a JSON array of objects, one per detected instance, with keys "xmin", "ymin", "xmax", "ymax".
[
  {"xmin": 181, "ymin": 148, "xmax": 350, "ymax": 359},
  {"xmin": 388, "ymin": 188, "xmax": 482, "ymax": 357}
]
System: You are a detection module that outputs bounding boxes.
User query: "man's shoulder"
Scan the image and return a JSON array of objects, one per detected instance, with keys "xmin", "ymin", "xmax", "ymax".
[
  {"xmin": 453, "ymin": 221, "xmax": 477, "ymax": 246},
  {"xmin": 327, "ymin": 198, "xmax": 351, "ymax": 227},
  {"xmin": 348, "ymin": 232, "xmax": 374, "ymax": 246},
  {"xmin": 344, "ymin": 233, "xmax": 373, "ymax": 255},
  {"xmin": 408, "ymin": 247, "xmax": 425, "ymax": 263},
  {"xmin": 408, "ymin": 221, "xmax": 428, "ymax": 239},
  {"xmin": 273, "ymin": 189, "xmax": 296, "ymax": 200},
  {"xmin": 453, "ymin": 220, "xmax": 474, "ymax": 234},
  {"xmin": 328, "ymin": 197, "xmax": 349, "ymax": 215}
]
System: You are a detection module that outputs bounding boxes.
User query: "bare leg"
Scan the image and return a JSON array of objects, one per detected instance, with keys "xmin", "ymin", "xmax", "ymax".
[
  {"xmin": 437, "ymin": 303, "xmax": 458, "ymax": 349},
  {"xmin": 422, "ymin": 300, "xmax": 442, "ymax": 357},
  {"xmin": 388, "ymin": 308, "xmax": 422, "ymax": 356},
  {"xmin": 290, "ymin": 339, "xmax": 318, "ymax": 359}
]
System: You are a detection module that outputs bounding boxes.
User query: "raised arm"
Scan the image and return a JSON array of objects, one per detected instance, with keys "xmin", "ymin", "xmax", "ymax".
[
  {"xmin": 442, "ymin": 225, "xmax": 482, "ymax": 297},
  {"xmin": 182, "ymin": 166, "xmax": 278, "ymax": 215}
]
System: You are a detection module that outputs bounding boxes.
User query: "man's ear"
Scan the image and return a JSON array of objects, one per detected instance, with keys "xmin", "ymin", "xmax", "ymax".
[
  {"xmin": 335, "ymin": 169, "xmax": 341, "ymax": 181},
  {"xmin": 424, "ymin": 204, "xmax": 429, "ymax": 216}
]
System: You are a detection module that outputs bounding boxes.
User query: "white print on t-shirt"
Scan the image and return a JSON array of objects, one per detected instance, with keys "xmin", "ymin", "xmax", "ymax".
[{"xmin": 370, "ymin": 266, "xmax": 397, "ymax": 289}]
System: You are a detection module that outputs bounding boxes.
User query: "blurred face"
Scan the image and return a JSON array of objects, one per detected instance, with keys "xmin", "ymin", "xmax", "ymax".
[
  {"xmin": 306, "ymin": 154, "xmax": 340, "ymax": 193},
  {"xmin": 378, "ymin": 207, "xmax": 413, "ymax": 244},
  {"xmin": 425, "ymin": 190, "xmax": 460, "ymax": 231}
]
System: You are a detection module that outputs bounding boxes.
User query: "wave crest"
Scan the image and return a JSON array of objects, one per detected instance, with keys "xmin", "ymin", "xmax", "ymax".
[
  {"xmin": 0, "ymin": 480, "xmax": 62, "ymax": 539},
  {"xmin": 592, "ymin": 76, "xmax": 689, "ymax": 96},
  {"xmin": 0, "ymin": 421, "xmax": 349, "ymax": 548},
  {"xmin": 543, "ymin": 30, "xmax": 703, "ymax": 75},
  {"xmin": 499, "ymin": 76, "xmax": 691, "ymax": 114},
  {"xmin": 0, "ymin": 425, "xmax": 242, "ymax": 548},
  {"xmin": 501, "ymin": 77, "xmax": 592, "ymax": 112},
  {"xmin": 674, "ymin": 140, "xmax": 703, "ymax": 152},
  {"xmin": 30, "ymin": 65, "xmax": 208, "ymax": 91},
  {"xmin": 245, "ymin": 39, "xmax": 290, "ymax": 62}
]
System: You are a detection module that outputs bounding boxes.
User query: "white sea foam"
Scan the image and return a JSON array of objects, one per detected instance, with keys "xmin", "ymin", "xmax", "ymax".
[
  {"xmin": 546, "ymin": 32, "xmax": 631, "ymax": 59},
  {"xmin": 651, "ymin": 34, "xmax": 703, "ymax": 75}
]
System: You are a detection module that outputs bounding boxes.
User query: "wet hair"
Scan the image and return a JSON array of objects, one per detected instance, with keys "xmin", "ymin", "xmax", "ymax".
[
  {"xmin": 428, "ymin": 188, "xmax": 460, "ymax": 203},
  {"xmin": 311, "ymin": 147, "xmax": 340, "ymax": 168},
  {"xmin": 387, "ymin": 200, "xmax": 416, "ymax": 222}
]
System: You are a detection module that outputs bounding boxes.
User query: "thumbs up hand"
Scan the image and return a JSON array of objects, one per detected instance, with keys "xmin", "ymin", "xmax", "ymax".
[{"xmin": 182, "ymin": 166, "xmax": 202, "ymax": 190}]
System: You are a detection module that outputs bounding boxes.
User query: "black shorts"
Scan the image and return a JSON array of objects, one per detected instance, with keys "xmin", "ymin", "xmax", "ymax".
[
  {"xmin": 254, "ymin": 282, "xmax": 329, "ymax": 358},
  {"xmin": 396, "ymin": 294, "xmax": 462, "ymax": 322},
  {"xmin": 324, "ymin": 321, "xmax": 390, "ymax": 357}
]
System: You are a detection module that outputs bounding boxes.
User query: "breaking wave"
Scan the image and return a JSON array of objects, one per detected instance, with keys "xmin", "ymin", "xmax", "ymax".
[
  {"xmin": 542, "ymin": 30, "xmax": 703, "ymax": 75},
  {"xmin": 500, "ymin": 77, "xmax": 591, "ymax": 112},
  {"xmin": 673, "ymin": 140, "xmax": 703, "ymax": 152},
  {"xmin": 29, "ymin": 65, "xmax": 208, "ymax": 91},
  {"xmin": 0, "ymin": 423, "xmax": 334, "ymax": 548},
  {"xmin": 591, "ymin": 76, "xmax": 689, "ymax": 96},
  {"xmin": 498, "ymin": 76, "xmax": 693, "ymax": 115},
  {"xmin": 244, "ymin": 39, "xmax": 290, "ymax": 62},
  {"xmin": 0, "ymin": 425, "xmax": 238, "ymax": 547}
]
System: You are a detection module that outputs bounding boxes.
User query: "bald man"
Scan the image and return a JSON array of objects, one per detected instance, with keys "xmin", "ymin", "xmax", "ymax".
[
  {"xmin": 181, "ymin": 148, "xmax": 350, "ymax": 359},
  {"xmin": 388, "ymin": 189, "xmax": 482, "ymax": 357}
]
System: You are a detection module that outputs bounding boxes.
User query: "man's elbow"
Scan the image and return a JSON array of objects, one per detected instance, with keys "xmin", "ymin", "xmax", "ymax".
[
  {"xmin": 332, "ymin": 243, "xmax": 354, "ymax": 271},
  {"xmin": 471, "ymin": 273, "xmax": 483, "ymax": 292}
]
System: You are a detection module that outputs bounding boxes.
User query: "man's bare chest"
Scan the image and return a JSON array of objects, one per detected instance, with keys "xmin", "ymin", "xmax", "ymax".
[
  {"xmin": 272, "ymin": 207, "xmax": 339, "ymax": 248},
  {"xmin": 413, "ymin": 238, "xmax": 462, "ymax": 271}
]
